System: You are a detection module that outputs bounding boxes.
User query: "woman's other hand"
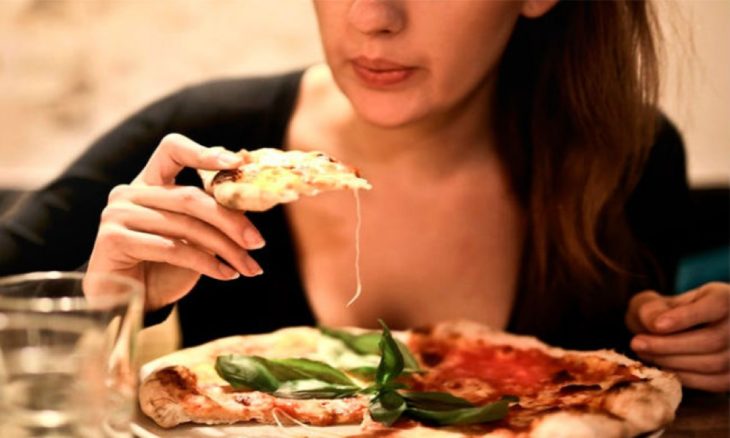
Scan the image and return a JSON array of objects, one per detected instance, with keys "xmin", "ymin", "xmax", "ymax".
[
  {"xmin": 626, "ymin": 282, "xmax": 730, "ymax": 392},
  {"xmin": 87, "ymin": 133, "xmax": 264, "ymax": 310}
]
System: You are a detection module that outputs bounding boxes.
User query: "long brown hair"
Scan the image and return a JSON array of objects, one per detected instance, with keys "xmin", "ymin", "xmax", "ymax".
[{"xmin": 494, "ymin": 1, "xmax": 662, "ymax": 347}]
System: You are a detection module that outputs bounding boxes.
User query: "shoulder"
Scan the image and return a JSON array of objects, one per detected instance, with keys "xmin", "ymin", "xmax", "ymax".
[
  {"xmin": 177, "ymin": 69, "xmax": 305, "ymax": 112},
  {"xmin": 624, "ymin": 113, "xmax": 691, "ymax": 290},
  {"xmin": 129, "ymin": 69, "xmax": 306, "ymax": 152},
  {"xmin": 642, "ymin": 115, "xmax": 686, "ymax": 179},
  {"xmin": 157, "ymin": 69, "xmax": 304, "ymax": 130},
  {"xmin": 628, "ymin": 114, "xmax": 689, "ymax": 210}
]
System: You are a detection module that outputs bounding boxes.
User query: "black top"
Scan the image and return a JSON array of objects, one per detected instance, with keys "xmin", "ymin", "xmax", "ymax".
[{"xmin": 0, "ymin": 70, "xmax": 691, "ymax": 351}]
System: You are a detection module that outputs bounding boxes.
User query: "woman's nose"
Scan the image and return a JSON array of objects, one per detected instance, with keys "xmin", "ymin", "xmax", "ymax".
[{"xmin": 348, "ymin": 0, "xmax": 406, "ymax": 37}]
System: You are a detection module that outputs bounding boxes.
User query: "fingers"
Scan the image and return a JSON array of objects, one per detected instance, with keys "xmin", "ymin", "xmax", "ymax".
[
  {"xmin": 136, "ymin": 134, "xmax": 243, "ymax": 186},
  {"xmin": 101, "ymin": 201, "xmax": 262, "ymax": 276},
  {"xmin": 671, "ymin": 370, "xmax": 730, "ymax": 393},
  {"xmin": 631, "ymin": 319, "xmax": 729, "ymax": 355},
  {"xmin": 99, "ymin": 224, "xmax": 240, "ymax": 281},
  {"xmin": 626, "ymin": 290, "xmax": 672, "ymax": 334},
  {"xmin": 629, "ymin": 284, "xmax": 730, "ymax": 392},
  {"xmin": 637, "ymin": 350, "xmax": 730, "ymax": 374},
  {"xmin": 656, "ymin": 283, "xmax": 730, "ymax": 333},
  {"xmin": 108, "ymin": 184, "xmax": 265, "ymax": 250}
]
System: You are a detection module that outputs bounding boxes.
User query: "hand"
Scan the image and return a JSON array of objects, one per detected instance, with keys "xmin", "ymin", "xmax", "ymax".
[
  {"xmin": 626, "ymin": 282, "xmax": 730, "ymax": 392},
  {"xmin": 87, "ymin": 133, "xmax": 265, "ymax": 311}
]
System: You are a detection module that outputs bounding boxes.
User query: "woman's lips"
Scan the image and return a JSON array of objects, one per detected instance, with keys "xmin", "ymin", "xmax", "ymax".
[{"xmin": 351, "ymin": 57, "xmax": 416, "ymax": 88}]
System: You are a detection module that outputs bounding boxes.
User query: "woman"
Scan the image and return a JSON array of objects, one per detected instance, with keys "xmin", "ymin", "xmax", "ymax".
[{"xmin": 1, "ymin": 1, "xmax": 728, "ymax": 392}]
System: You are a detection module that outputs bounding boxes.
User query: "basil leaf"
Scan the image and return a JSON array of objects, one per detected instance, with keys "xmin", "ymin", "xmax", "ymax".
[
  {"xmin": 397, "ymin": 342, "xmax": 422, "ymax": 374},
  {"xmin": 274, "ymin": 380, "xmax": 359, "ymax": 399},
  {"xmin": 375, "ymin": 320, "xmax": 404, "ymax": 387},
  {"xmin": 401, "ymin": 391, "xmax": 474, "ymax": 410},
  {"xmin": 320, "ymin": 326, "xmax": 422, "ymax": 373},
  {"xmin": 216, "ymin": 355, "xmax": 358, "ymax": 395},
  {"xmin": 215, "ymin": 355, "xmax": 280, "ymax": 392},
  {"xmin": 347, "ymin": 366, "xmax": 377, "ymax": 378},
  {"xmin": 405, "ymin": 399, "xmax": 510, "ymax": 426},
  {"xmin": 267, "ymin": 358, "xmax": 356, "ymax": 386},
  {"xmin": 319, "ymin": 326, "xmax": 381, "ymax": 355},
  {"xmin": 369, "ymin": 390, "xmax": 407, "ymax": 426}
]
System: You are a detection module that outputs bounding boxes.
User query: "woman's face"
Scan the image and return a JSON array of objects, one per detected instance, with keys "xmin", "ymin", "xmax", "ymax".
[{"xmin": 313, "ymin": 0, "xmax": 540, "ymax": 128}]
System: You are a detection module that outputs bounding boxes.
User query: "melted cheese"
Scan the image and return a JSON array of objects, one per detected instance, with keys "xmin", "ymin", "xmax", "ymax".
[{"xmin": 347, "ymin": 188, "xmax": 364, "ymax": 307}]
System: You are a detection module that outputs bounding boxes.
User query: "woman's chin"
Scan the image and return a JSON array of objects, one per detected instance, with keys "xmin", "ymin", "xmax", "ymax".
[{"xmin": 349, "ymin": 99, "xmax": 426, "ymax": 129}]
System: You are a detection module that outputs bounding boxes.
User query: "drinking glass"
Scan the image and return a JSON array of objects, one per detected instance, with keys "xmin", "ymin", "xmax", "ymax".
[{"xmin": 0, "ymin": 271, "xmax": 143, "ymax": 437}]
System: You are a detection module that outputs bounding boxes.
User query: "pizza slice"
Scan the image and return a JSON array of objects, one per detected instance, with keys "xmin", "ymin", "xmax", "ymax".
[
  {"xmin": 198, "ymin": 147, "xmax": 372, "ymax": 211},
  {"xmin": 138, "ymin": 320, "xmax": 681, "ymax": 437}
]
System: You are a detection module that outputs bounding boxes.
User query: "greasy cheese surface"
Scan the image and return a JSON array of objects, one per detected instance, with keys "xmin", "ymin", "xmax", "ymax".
[
  {"xmin": 239, "ymin": 148, "xmax": 372, "ymax": 193},
  {"xmin": 141, "ymin": 327, "xmax": 382, "ymax": 387}
]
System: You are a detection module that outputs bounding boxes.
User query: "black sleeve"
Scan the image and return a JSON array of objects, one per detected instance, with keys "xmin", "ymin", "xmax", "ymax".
[
  {"xmin": 0, "ymin": 90, "xmax": 184, "ymax": 276},
  {"xmin": 626, "ymin": 116, "xmax": 692, "ymax": 294},
  {"xmin": 0, "ymin": 73, "xmax": 296, "ymax": 277}
]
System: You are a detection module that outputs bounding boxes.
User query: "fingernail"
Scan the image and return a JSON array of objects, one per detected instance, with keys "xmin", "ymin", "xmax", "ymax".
[
  {"xmin": 218, "ymin": 262, "xmax": 240, "ymax": 280},
  {"xmin": 632, "ymin": 339, "xmax": 649, "ymax": 351},
  {"xmin": 655, "ymin": 317, "xmax": 674, "ymax": 331},
  {"xmin": 243, "ymin": 228, "xmax": 265, "ymax": 249},
  {"xmin": 245, "ymin": 257, "xmax": 263, "ymax": 276},
  {"xmin": 218, "ymin": 151, "xmax": 242, "ymax": 166}
]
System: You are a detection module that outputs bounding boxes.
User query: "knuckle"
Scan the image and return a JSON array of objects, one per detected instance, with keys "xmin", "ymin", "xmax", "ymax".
[
  {"xmin": 107, "ymin": 184, "xmax": 130, "ymax": 202},
  {"xmin": 638, "ymin": 302, "xmax": 659, "ymax": 324},
  {"xmin": 160, "ymin": 133, "xmax": 184, "ymax": 149},
  {"xmin": 704, "ymin": 281, "xmax": 728, "ymax": 292},
  {"xmin": 181, "ymin": 185, "xmax": 202, "ymax": 201},
  {"xmin": 178, "ymin": 186, "xmax": 204, "ymax": 210},
  {"xmin": 631, "ymin": 291, "xmax": 657, "ymax": 306},
  {"xmin": 156, "ymin": 238, "xmax": 178, "ymax": 256},
  {"xmin": 98, "ymin": 224, "xmax": 127, "ymax": 246},
  {"xmin": 100, "ymin": 204, "xmax": 127, "ymax": 224},
  {"xmin": 711, "ymin": 289, "xmax": 730, "ymax": 314}
]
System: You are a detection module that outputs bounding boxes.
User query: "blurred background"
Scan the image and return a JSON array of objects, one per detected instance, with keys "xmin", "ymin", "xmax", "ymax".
[
  {"xmin": 0, "ymin": 0, "xmax": 728, "ymax": 361},
  {"xmin": 0, "ymin": 0, "xmax": 728, "ymax": 189}
]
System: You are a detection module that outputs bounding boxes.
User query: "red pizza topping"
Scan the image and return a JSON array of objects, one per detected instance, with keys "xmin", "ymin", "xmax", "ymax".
[{"xmin": 410, "ymin": 336, "xmax": 639, "ymax": 402}]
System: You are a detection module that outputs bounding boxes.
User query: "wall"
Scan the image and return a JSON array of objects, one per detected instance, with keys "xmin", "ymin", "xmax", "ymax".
[{"xmin": 0, "ymin": 0, "xmax": 728, "ymax": 188}]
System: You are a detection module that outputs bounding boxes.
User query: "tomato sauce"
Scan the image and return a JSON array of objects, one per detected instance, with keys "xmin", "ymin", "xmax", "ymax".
[{"xmin": 412, "ymin": 337, "xmax": 636, "ymax": 398}]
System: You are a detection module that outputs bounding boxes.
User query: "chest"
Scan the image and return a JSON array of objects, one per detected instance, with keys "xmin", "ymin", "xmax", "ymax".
[{"xmin": 285, "ymin": 165, "xmax": 525, "ymax": 331}]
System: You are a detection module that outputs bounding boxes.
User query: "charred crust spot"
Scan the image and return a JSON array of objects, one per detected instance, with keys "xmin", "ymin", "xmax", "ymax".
[
  {"xmin": 234, "ymin": 394, "xmax": 253, "ymax": 406},
  {"xmin": 551, "ymin": 370, "xmax": 574, "ymax": 384},
  {"xmin": 536, "ymin": 406, "xmax": 562, "ymax": 415},
  {"xmin": 155, "ymin": 366, "xmax": 199, "ymax": 394},
  {"xmin": 558, "ymin": 384, "xmax": 602, "ymax": 395},
  {"xmin": 562, "ymin": 405, "xmax": 591, "ymax": 414},
  {"xmin": 213, "ymin": 169, "xmax": 242, "ymax": 185},
  {"xmin": 420, "ymin": 350, "xmax": 445, "ymax": 367},
  {"xmin": 606, "ymin": 379, "xmax": 641, "ymax": 393},
  {"xmin": 411, "ymin": 325, "xmax": 433, "ymax": 335}
]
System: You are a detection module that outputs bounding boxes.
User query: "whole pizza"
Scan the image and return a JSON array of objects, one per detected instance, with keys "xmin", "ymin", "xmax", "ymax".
[{"xmin": 138, "ymin": 320, "xmax": 681, "ymax": 437}]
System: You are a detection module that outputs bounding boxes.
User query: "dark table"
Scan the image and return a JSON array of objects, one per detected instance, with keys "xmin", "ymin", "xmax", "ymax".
[{"xmin": 664, "ymin": 390, "xmax": 729, "ymax": 437}]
